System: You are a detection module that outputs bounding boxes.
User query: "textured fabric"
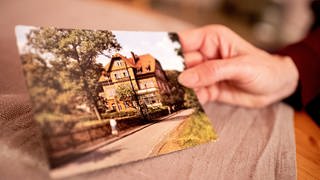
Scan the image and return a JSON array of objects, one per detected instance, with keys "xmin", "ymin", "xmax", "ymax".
[{"xmin": 0, "ymin": 94, "xmax": 296, "ymax": 180}]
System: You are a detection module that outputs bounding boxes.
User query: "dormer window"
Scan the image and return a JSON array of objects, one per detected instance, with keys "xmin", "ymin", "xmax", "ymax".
[
  {"xmin": 146, "ymin": 65, "xmax": 151, "ymax": 72},
  {"xmin": 137, "ymin": 67, "xmax": 142, "ymax": 73}
]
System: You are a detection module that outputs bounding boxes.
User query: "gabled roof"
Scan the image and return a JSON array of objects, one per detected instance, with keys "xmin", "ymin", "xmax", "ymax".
[
  {"xmin": 104, "ymin": 53, "xmax": 157, "ymax": 74},
  {"xmin": 129, "ymin": 54, "xmax": 156, "ymax": 74},
  {"xmin": 104, "ymin": 53, "xmax": 135, "ymax": 72}
]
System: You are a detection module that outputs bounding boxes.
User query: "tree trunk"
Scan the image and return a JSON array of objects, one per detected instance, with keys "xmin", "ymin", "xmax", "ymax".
[
  {"xmin": 93, "ymin": 106, "xmax": 102, "ymax": 120},
  {"xmin": 73, "ymin": 47, "xmax": 102, "ymax": 121}
]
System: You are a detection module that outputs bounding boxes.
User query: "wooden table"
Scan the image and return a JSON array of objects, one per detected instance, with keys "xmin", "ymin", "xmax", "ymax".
[{"xmin": 294, "ymin": 112, "xmax": 320, "ymax": 179}]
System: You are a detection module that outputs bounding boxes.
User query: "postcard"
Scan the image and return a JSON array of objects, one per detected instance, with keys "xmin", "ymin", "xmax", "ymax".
[{"xmin": 15, "ymin": 25, "xmax": 217, "ymax": 178}]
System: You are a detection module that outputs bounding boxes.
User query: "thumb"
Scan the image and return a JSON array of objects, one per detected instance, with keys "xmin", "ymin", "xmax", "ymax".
[{"xmin": 178, "ymin": 58, "xmax": 247, "ymax": 88}]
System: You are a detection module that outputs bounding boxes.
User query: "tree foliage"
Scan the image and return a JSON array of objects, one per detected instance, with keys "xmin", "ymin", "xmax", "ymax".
[
  {"xmin": 183, "ymin": 88, "xmax": 201, "ymax": 109},
  {"xmin": 24, "ymin": 27, "xmax": 121, "ymax": 119},
  {"xmin": 115, "ymin": 84, "xmax": 135, "ymax": 101},
  {"xmin": 168, "ymin": 32, "xmax": 183, "ymax": 58},
  {"xmin": 161, "ymin": 70, "xmax": 185, "ymax": 109}
]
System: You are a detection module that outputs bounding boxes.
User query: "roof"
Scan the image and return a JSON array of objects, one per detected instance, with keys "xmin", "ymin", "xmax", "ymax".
[
  {"xmin": 104, "ymin": 53, "xmax": 157, "ymax": 74},
  {"xmin": 103, "ymin": 53, "xmax": 135, "ymax": 71},
  {"xmin": 129, "ymin": 54, "xmax": 156, "ymax": 74}
]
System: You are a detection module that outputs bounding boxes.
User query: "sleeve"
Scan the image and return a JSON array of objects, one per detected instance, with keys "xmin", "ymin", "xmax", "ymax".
[{"xmin": 277, "ymin": 28, "xmax": 320, "ymax": 125}]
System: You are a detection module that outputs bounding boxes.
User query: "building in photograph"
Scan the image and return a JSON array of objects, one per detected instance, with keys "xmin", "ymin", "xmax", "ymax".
[{"xmin": 98, "ymin": 52, "xmax": 171, "ymax": 112}]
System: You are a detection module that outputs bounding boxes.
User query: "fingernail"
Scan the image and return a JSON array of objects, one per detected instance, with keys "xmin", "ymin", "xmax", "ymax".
[{"xmin": 178, "ymin": 70, "xmax": 199, "ymax": 86}]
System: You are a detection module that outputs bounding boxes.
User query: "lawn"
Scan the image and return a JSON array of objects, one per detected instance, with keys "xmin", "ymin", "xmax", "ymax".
[{"xmin": 155, "ymin": 111, "xmax": 217, "ymax": 155}]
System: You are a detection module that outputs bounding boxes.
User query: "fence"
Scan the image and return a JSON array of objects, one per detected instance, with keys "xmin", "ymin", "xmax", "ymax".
[{"xmin": 42, "ymin": 108, "xmax": 169, "ymax": 167}]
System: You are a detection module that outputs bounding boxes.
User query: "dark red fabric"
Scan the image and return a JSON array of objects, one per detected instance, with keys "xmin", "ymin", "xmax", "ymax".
[{"xmin": 278, "ymin": 28, "xmax": 320, "ymax": 124}]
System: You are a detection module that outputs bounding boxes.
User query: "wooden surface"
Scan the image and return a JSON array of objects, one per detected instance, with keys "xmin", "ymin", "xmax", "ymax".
[
  {"xmin": 0, "ymin": 0, "xmax": 298, "ymax": 179},
  {"xmin": 294, "ymin": 112, "xmax": 320, "ymax": 180}
]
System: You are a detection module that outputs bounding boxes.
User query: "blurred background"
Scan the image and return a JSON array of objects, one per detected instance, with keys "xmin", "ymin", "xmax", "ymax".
[
  {"xmin": 0, "ymin": 0, "xmax": 318, "ymax": 94},
  {"xmin": 110, "ymin": 0, "xmax": 315, "ymax": 51}
]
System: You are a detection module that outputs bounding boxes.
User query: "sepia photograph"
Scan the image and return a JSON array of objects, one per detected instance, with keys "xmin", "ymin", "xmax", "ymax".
[{"xmin": 15, "ymin": 26, "xmax": 217, "ymax": 178}]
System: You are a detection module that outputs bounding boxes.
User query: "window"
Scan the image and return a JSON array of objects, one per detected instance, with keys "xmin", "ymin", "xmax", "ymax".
[
  {"xmin": 146, "ymin": 65, "xmax": 151, "ymax": 72},
  {"xmin": 112, "ymin": 103, "xmax": 116, "ymax": 110},
  {"xmin": 124, "ymin": 101, "xmax": 129, "ymax": 108},
  {"xmin": 137, "ymin": 67, "xmax": 142, "ymax": 73},
  {"xmin": 158, "ymin": 81, "xmax": 164, "ymax": 90},
  {"xmin": 148, "ymin": 81, "xmax": 154, "ymax": 88},
  {"xmin": 143, "ymin": 97, "xmax": 150, "ymax": 105},
  {"xmin": 114, "ymin": 73, "xmax": 118, "ymax": 79},
  {"xmin": 123, "ymin": 70, "xmax": 128, "ymax": 77},
  {"xmin": 142, "ymin": 93, "xmax": 158, "ymax": 105},
  {"xmin": 109, "ymin": 89, "xmax": 115, "ymax": 97}
]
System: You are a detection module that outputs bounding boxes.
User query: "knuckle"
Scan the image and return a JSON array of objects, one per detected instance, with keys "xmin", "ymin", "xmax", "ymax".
[
  {"xmin": 204, "ymin": 61, "xmax": 220, "ymax": 77},
  {"xmin": 194, "ymin": 61, "xmax": 220, "ymax": 85},
  {"xmin": 204, "ymin": 24, "xmax": 230, "ymax": 34}
]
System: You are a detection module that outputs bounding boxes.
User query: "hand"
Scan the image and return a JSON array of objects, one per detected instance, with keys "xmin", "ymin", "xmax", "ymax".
[{"xmin": 178, "ymin": 25, "xmax": 299, "ymax": 108}]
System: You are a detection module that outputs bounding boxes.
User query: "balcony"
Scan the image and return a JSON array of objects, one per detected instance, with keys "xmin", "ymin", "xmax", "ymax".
[{"xmin": 136, "ymin": 87, "xmax": 157, "ymax": 95}]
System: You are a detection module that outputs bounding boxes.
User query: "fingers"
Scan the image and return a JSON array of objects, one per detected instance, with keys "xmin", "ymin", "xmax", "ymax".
[
  {"xmin": 184, "ymin": 52, "xmax": 204, "ymax": 68},
  {"xmin": 178, "ymin": 25, "xmax": 221, "ymax": 59},
  {"xmin": 194, "ymin": 84, "xmax": 270, "ymax": 108},
  {"xmin": 178, "ymin": 27, "xmax": 206, "ymax": 52},
  {"xmin": 194, "ymin": 85, "xmax": 219, "ymax": 104},
  {"xmin": 178, "ymin": 57, "xmax": 245, "ymax": 88},
  {"xmin": 179, "ymin": 25, "xmax": 256, "ymax": 60}
]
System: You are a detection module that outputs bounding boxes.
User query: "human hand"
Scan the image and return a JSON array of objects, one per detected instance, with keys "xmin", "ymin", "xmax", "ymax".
[{"xmin": 178, "ymin": 25, "xmax": 299, "ymax": 108}]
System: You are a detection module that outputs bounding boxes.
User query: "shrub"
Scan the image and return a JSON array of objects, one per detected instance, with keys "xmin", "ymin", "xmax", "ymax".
[{"xmin": 101, "ymin": 108, "xmax": 139, "ymax": 119}]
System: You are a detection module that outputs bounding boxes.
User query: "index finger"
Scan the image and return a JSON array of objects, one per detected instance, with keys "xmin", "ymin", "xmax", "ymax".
[
  {"xmin": 178, "ymin": 27, "xmax": 206, "ymax": 53},
  {"xmin": 178, "ymin": 25, "xmax": 223, "ymax": 60}
]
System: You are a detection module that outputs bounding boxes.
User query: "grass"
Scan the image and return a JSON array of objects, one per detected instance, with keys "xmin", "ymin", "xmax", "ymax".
[{"xmin": 155, "ymin": 111, "xmax": 217, "ymax": 155}]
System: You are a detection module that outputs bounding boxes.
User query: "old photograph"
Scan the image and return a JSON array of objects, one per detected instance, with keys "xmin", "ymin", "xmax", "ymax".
[{"xmin": 15, "ymin": 26, "xmax": 217, "ymax": 178}]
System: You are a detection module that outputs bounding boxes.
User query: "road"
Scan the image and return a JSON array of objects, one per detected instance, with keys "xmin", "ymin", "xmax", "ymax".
[{"xmin": 51, "ymin": 108, "xmax": 194, "ymax": 178}]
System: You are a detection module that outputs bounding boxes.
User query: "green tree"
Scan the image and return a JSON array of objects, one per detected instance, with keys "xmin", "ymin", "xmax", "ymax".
[
  {"xmin": 183, "ymin": 88, "xmax": 201, "ymax": 109},
  {"xmin": 162, "ymin": 70, "xmax": 185, "ymax": 110},
  {"xmin": 26, "ymin": 27, "xmax": 121, "ymax": 120},
  {"xmin": 168, "ymin": 32, "xmax": 183, "ymax": 58},
  {"xmin": 115, "ymin": 84, "xmax": 135, "ymax": 102},
  {"xmin": 21, "ymin": 53, "xmax": 60, "ymax": 114}
]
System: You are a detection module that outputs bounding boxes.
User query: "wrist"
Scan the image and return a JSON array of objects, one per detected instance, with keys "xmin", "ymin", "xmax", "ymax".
[{"xmin": 276, "ymin": 55, "xmax": 300, "ymax": 97}]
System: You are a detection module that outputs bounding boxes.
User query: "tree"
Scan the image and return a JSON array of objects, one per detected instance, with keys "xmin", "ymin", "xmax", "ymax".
[
  {"xmin": 26, "ymin": 27, "xmax": 121, "ymax": 120},
  {"xmin": 168, "ymin": 32, "xmax": 183, "ymax": 58},
  {"xmin": 115, "ymin": 84, "xmax": 135, "ymax": 102},
  {"xmin": 21, "ymin": 53, "xmax": 60, "ymax": 114},
  {"xmin": 183, "ymin": 88, "xmax": 201, "ymax": 110},
  {"xmin": 161, "ymin": 70, "xmax": 185, "ymax": 110}
]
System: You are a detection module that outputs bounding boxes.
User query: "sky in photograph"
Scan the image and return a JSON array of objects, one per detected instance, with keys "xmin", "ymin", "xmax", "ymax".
[
  {"xmin": 15, "ymin": 25, "xmax": 35, "ymax": 53},
  {"xmin": 15, "ymin": 26, "xmax": 185, "ymax": 71},
  {"xmin": 97, "ymin": 31, "xmax": 184, "ymax": 71}
]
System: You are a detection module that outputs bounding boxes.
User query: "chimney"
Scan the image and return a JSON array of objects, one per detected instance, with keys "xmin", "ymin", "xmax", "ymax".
[{"xmin": 130, "ymin": 51, "xmax": 139, "ymax": 63}]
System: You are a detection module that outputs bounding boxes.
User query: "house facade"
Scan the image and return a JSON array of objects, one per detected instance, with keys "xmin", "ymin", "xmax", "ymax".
[{"xmin": 98, "ymin": 52, "xmax": 171, "ymax": 112}]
